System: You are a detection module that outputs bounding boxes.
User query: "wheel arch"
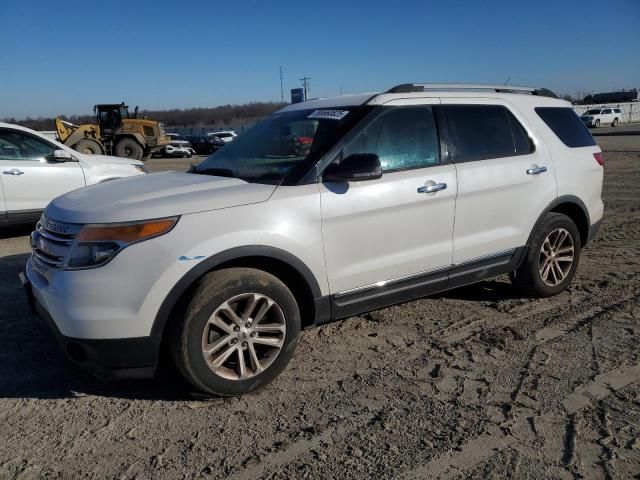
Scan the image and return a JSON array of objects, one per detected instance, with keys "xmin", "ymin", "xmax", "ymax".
[
  {"xmin": 151, "ymin": 246, "xmax": 328, "ymax": 346},
  {"xmin": 527, "ymin": 195, "xmax": 591, "ymax": 248}
]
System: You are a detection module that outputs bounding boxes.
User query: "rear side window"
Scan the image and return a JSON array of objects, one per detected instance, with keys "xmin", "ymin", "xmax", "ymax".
[
  {"xmin": 535, "ymin": 107, "xmax": 596, "ymax": 148},
  {"xmin": 442, "ymin": 105, "xmax": 532, "ymax": 162}
]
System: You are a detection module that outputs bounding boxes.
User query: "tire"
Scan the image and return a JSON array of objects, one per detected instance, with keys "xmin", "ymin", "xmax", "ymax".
[
  {"xmin": 170, "ymin": 268, "xmax": 301, "ymax": 396},
  {"xmin": 511, "ymin": 213, "xmax": 581, "ymax": 298},
  {"xmin": 73, "ymin": 138, "xmax": 103, "ymax": 155},
  {"xmin": 612, "ymin": 118, "xmax": 618, "ymax": 127},
  {"xmin": 114, "ymin": 138, "xmax": 144, "ymax": 160},
  {"xmin": 594, "ymin": 119, "xmax": 600, "ymax": 128}
]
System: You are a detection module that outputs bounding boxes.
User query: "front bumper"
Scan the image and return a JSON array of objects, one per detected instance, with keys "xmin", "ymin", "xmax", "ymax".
[{"xmin": 20, "ymin": 271, "xmax": 159, "ymax": 380}]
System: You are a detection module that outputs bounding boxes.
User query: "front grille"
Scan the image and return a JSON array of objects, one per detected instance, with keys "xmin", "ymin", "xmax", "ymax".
[{"xmin": 31, "ymin": 215, "xmax": 83, "ymax": 273}]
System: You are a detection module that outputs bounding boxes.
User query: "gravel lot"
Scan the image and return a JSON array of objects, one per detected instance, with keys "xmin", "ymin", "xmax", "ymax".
[{"xmin": 1, "ymin": 136, "xmax": 639, "ymax": 479}]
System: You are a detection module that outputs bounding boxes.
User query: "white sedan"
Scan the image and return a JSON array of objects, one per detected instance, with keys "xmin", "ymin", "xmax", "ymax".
[{"xmin": 0, "ymin": 122, "xmax": 146, "ymax": 227}]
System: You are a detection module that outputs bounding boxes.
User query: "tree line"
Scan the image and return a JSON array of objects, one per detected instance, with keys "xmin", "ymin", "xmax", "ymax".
[{"xmin": 3, "ymin": 102, "xmax": 289, "ymax": 131}]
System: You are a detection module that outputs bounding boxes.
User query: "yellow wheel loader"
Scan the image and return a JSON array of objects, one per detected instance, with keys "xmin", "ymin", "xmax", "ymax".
[{"xmin": 55, "ymin": 103, "xmax": 170, "ymax": 160}]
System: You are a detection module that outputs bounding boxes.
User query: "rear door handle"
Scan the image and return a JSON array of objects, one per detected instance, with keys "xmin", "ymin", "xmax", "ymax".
[
  {"xmin": 417, "ymin": 182, "xmax": 447, "ymax": 194},
  {"xmin": 3, "ymin": 169, "xmax": 24, "ymax": 176},
  {"xmin": 526, "ymin": 166, "xmax": 547, "ymax": 175}
]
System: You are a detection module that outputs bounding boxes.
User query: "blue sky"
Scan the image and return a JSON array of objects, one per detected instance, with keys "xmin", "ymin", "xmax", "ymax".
[{"xmin": 1, "ymin": 0, "xmax": 639, "ymax": 119}]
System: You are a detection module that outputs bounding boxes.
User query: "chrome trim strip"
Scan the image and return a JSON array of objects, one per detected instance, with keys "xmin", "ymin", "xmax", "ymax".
[
  {"xmin": 453, "ymin": 248, "xmax": 517, "ymax": 267},
  {"xmin": 334, "ymin": 248, "xmax": 518, "ymax": 299},
  {"xmin": 334, "ymin": 265, "xmax": 450, "ymax": 299}
]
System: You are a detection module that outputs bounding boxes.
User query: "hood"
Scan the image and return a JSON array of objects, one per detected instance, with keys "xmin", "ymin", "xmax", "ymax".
[
  {"xmin": 45, "ymin": 171, "xmax": 277, "ymax": 224},
  {"xmin": 78, "ymin": 153, "xmax": 144, "ymax": 166}
]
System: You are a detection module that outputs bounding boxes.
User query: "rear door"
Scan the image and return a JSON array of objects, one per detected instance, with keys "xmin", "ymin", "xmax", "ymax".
[
  {"xmin": 0, "ymin": 128, "xmax": 85, "ymax": 219},
  {"xmin": 320, "ymin": 100, "xmax": 457, "ymax": 302},
  {"xmin": 440, "ymin": 100, "xmax": 557, "ymax": 266}
]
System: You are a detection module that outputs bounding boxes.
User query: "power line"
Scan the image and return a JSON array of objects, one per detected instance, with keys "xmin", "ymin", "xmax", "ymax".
[{"xmin": 300, "ymin": 76, "xmax": 311, "ymax": 100}]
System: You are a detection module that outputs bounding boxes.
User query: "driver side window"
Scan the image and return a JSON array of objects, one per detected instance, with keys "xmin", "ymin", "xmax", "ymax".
[
  {"xmin": 0, "ymin": 130, "xmax": 55, "ymax": 161},
  {"xmin": 343, "ymin": 106, "xmax": 440, "ymax": 172}
]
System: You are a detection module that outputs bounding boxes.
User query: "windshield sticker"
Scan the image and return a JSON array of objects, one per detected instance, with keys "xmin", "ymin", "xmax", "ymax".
[{"xmin": 308, "ymin": 109, "xmax": 350, "ymax": 121}]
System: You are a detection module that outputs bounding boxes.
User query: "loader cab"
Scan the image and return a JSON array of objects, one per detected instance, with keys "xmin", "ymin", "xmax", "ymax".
[{"xmin": 95, "ymin": 104, "xmax": 127, "ymax": 136}]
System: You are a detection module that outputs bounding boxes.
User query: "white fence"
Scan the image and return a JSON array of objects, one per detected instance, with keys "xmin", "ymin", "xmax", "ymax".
[{"xmin": 573, "ymin": 102, "xmax": 640, "ymax": 124}]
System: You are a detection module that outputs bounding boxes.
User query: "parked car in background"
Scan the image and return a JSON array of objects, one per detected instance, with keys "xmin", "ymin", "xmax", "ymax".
[
  {"xmin": 207, "ymin": 130, "xmax": 237, "ymax": 143},
  {"xmin": 162, "ymin": 140, "xmax": 195, "ymax": 158},
  {"xmin": 24, "ymin": 84, "xmax": 603, "ymax": 396},
  {"xmin": 580, "ymin": 108, "xmax": 621, "ymax": 127},
  {"xmin": 0, "ymin": 122, "xmax": 145, "ymax": 226},
  {"xmin": 184, "ymin": 135, "xmax": 226, "ymax": 155}
]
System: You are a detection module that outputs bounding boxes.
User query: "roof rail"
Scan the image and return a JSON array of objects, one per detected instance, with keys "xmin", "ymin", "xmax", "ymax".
[{"xmin": 386, "ymin": 83, "xmax": 558, "ymax": 98}]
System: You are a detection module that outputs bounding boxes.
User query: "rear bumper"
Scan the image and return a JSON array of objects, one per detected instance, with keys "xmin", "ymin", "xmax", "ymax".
[
  {"xmin": 20, "ymin": 272, "xmax": 159, "ymax": 381},
  {"xmin": 587, "ymin": 219, "xmax": 602, "ymax": 244}
]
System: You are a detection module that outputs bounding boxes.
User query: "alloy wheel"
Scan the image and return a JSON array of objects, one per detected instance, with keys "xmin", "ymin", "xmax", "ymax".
[
  {"xmin": 538, "ymin": 228, "xmax": 575, "ymax": 287},
  {"xmin": 201, "ymin": 293, "xmax": 286, "ymax": 380}
]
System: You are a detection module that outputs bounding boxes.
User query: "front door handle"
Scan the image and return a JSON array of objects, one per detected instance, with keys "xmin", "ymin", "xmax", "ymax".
[
  {"xmin": 526, "ymin": 166, "xmax": 547, "ymax": 175},
  {"xmin": 3, "ymin": 169, "xmax": 24, "ymax": 176},
  {"xmin": 417, "ymin": 182, "xmax": 447, "ymax": 194}
]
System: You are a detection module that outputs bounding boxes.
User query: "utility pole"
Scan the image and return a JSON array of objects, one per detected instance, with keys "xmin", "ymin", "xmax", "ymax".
[
  {"xmin": 300, "ymin": 76, "xmax": 311, "ymax": 100},
  {"xmin": 279, "ymin": 66, "xmax": 284, "ymax": 103}
]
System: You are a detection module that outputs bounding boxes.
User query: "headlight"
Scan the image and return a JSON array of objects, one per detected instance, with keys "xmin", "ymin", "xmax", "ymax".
[
  {"xmin": 66, "ymin": 217, "xmax": 179, "ymax": 269},
  {"xmin": 134, "ymin": 165, "xmax": 148, "ymax": 173}
]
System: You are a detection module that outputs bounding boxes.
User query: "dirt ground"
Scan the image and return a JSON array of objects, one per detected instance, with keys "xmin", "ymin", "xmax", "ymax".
[{"xmin": 0, "ymin": 135, "xmax": 639, "ymax": 479}]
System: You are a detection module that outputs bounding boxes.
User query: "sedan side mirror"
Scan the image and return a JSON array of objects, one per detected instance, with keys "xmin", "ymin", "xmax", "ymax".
[
  {"xmin": 323, "ymin": 153, "xmax": 382, "ymax": 182},
  {"xmin": 49, "ymin": 149, "xmax": 75, "ymax": 162}
]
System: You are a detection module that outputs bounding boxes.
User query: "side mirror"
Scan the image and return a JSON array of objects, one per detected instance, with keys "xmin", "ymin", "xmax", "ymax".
[
  {"xmin": 323, "ymin": 153, "xmax": 382, "ymax": 182},
  {"xmin": 49, "ymin": 149, "xmax": 75, "ymax": 162}
]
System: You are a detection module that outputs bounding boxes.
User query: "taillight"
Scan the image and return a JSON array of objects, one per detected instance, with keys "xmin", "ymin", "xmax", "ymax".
[{"xmin": 593, "ymin": 152, "xmax": 604, "ymax": 166}]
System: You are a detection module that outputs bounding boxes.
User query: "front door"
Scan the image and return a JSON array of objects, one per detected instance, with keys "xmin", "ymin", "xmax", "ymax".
[
  {"xmin": 320, "ymin": 101, "xmax": 457, "ymax": 312},
  {"xmin": 0, "ymin": 129, "xmax": 85, "ymax": 220}
]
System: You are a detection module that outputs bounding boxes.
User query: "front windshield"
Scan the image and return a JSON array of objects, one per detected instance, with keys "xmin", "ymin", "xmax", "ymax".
[
  {"xmin": 193, "ymin": 107, "xmax": 361, "ymax": 184},
  {"xmin": 585, "ymin": 110, "xmax": 601, "ymax": 115}
]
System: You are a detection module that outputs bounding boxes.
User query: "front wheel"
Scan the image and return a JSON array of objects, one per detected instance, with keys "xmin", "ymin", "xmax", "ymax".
[
  {"xmin": 170, "ymin": 268, "xmax": 301, "ymax": 396},
  {"xmin": 612, "ymin": 118, "xmax": 618, "ymax": 127},
  {"xmin": 594, "ymin": 119, "xmax": 600, "ymax": 128},
  {"xmin": 73, "ymin": 138, "xmax": 104, "ymax": 155},
  {"xmin": 511, "ymin": 213, "xmax": 581, "ymax": 298}
]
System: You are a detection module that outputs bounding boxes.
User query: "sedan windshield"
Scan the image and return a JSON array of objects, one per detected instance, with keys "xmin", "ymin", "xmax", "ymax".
[{"xmin": 193, "ymin": 107, "xmax": 362, "ymax": 184}]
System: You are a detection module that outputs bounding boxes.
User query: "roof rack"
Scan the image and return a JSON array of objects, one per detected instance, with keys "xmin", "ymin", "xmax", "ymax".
[{"xmin": 386, "ymin": 83, "xmax": 558, "ymax": 98}]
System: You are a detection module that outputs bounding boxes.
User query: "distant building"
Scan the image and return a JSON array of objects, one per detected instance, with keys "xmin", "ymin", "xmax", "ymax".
[{"xmin": 583, "ymin": 91, "xmax": 639, "ymax": 104}]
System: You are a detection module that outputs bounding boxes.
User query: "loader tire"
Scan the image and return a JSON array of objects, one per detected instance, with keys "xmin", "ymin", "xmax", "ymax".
[
  {"xmin": 115, "ymin": 138, "xmax": 144, "ymax": 160},
  {"xmin": 73, "ymin": 139, "xmax": 104, "ymax": 155}
]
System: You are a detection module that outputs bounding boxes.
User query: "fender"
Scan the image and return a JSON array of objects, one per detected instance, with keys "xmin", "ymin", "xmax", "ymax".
[
  {"xmin": 149, "ymin": 245, "xmax": 324, "ymax": 340},
  {"xmin": 525, "ymin": 194, "xmax": 591, "ymax": 249}
]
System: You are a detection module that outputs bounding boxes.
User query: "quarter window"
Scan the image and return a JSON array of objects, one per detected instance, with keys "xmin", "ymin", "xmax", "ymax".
[
  {"xmin": 343, "ymin": 106, "xmax": 440, "ymax": 172},
  {"xmin": 535, "ymin": 107, "xmax": 596, "ymax": 148},
  {"xmin": 442, "ymin": 105, "xmax": 532, "ymax": 162},
  {"xmin": 0, "ymin": 130, "xmax": 56, "ymax": 160}
]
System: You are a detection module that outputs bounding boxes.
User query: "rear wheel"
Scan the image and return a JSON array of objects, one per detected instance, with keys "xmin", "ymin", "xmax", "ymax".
[
  {"xmin": 612, "ymin": 118, "xmax": 618, "ymax": 127},
  {"xmin": 170, "ymin": 268, "xmax": 301, "ymax": 396},
  {"xmin": 73, "ymin": 138, "xmax": 103, "ymax": 155},
  {"xmin": 115, "ymin": 138, "xmax": 144, "ymax": 159},
  {"xmin": 511, "ymin": 213, "xmax": 581, "ymax": 297}
]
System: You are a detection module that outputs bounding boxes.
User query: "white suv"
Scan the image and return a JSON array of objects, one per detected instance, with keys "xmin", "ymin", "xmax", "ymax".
[
  {"xmin": 580, "ymin": 107, "xmax": 621, "ymax": 127},
  {"xmin": 0, "ymin": 123, "xmax": 146, "ymax": 226},
  {"xmin": 23, "ymin": 84, "xmax": 604, "ymax": 396}
]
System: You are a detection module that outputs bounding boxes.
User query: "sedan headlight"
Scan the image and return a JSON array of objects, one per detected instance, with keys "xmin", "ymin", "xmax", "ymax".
[
  {"xmin": 66, "ymin": 217, "xmax": 179, "ymax": 269},
  {"xmin": 134, "ymin": 165, "xmax": 148, "ymax": 173}
]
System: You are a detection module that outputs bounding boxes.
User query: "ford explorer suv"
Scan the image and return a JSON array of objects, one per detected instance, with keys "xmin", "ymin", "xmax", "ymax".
[
  {"xmin": 0, "ymin": 123, "xmax": 146, "ymax": 226},
  {"xmin": 580, "ymin": 107, "xmax": 621, "ymax": 128},
  {"xmin": 22, "ymin": 84, "xmax": 603, "ymax": 396}
]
